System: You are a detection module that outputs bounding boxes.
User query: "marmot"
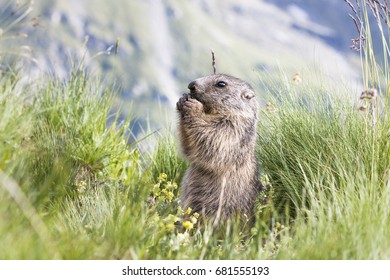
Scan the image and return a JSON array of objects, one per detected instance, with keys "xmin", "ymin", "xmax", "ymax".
[{"xmin": 176, "ymin": 74, "xmax": 260, "ymax": 224}]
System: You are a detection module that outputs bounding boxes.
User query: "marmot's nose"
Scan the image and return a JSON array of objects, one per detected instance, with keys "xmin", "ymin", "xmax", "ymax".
[{"xmin": 188, "ymin": 81, "xmax": 196, "ymax": 91}]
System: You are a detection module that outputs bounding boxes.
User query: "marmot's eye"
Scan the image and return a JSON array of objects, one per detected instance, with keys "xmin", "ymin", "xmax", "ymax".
[{"xmin": 216, "ymin": 81, "xmax": 227, "ymax": 88}]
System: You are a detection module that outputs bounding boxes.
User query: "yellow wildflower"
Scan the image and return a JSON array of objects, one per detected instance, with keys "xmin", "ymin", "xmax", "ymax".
[
  {"xmin": 185, "ymin": 207, "xmax": 192, "ymax": 215},
  {"xmin": 183, "ymin": 221, "xmax": 193, "ymax": 230}
]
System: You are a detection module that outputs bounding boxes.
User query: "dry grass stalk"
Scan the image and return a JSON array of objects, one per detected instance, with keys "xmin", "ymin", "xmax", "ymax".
[
  {"xmin": 344, "ymin": 0, "xmax": 390, "ymax": 50},
  {"xmin": 211, "ymin": 49, "xmax": 216, "ymax": 74}
]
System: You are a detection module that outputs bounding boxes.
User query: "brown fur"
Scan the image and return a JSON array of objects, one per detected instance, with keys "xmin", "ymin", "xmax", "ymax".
[{"xmin": 176, "ymin": 74, "xmax": 260, "ymax": 224}]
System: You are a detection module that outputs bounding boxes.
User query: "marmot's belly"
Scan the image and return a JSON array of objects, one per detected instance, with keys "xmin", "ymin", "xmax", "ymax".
[{"xmin": 180, "ymin": 169, "xmax": 256, "ymax": 219}]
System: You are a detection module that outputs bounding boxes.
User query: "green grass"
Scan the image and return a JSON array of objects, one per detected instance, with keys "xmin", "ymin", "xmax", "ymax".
[
  {"xmin": 256, "ymin": 74, "xmax": 390, "ymax": 259},
  {"xmin": 1, "ymin": 65, "xmax": 389, "ymax": 259},
  {"xmin": 1, "ymin": 0, "xmax": 390, "ymax": 260}
]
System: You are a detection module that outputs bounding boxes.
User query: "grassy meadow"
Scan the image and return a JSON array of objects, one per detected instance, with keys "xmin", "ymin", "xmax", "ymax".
[{"xmin": 1, "ymin": 0, "xmax": 390, "ymax": 259}]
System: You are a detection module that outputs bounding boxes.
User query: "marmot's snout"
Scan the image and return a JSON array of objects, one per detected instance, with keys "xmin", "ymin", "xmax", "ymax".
[
  {"xmin": 188, "ymin": 80, "xmax": 196, "ymax": 91},
  {"xmin": 188, "ymin": 80, "xmax": 200, "ymax": 99}
]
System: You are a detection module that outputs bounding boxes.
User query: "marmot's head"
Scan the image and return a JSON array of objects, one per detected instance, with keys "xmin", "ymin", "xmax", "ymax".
[{"xmin": 187, "ymin": 74, "xmax": 258, "ymax": 119}]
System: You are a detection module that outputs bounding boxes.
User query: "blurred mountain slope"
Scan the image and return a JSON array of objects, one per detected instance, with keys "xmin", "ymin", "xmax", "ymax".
[{"xmin": 25, "ymin": 0, "xmax": 362, "ymax": 131}]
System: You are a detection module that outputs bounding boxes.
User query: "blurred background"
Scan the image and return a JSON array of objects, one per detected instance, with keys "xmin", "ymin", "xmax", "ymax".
[{"xmin": 2, "ymin": 0, "xmax": 369, "ymax": 135}]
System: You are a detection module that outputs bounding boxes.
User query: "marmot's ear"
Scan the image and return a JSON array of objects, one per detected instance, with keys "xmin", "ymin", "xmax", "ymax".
[{"xmin": 241, "ymin": 91, "xmax": 255, "ymax": 100}]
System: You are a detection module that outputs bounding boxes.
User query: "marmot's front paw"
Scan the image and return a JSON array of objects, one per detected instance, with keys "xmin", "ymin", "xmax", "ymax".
[
  {"xmin": 176, "ymin": 93, "xmax": 190, "ymax": 113},
  {"xmin": 177, "ymin": 94, "xmax": 203, "ymax": 117},
  {"xmin": 183, "ymin": 98, "xmax": 203, "ymax": 117}
]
